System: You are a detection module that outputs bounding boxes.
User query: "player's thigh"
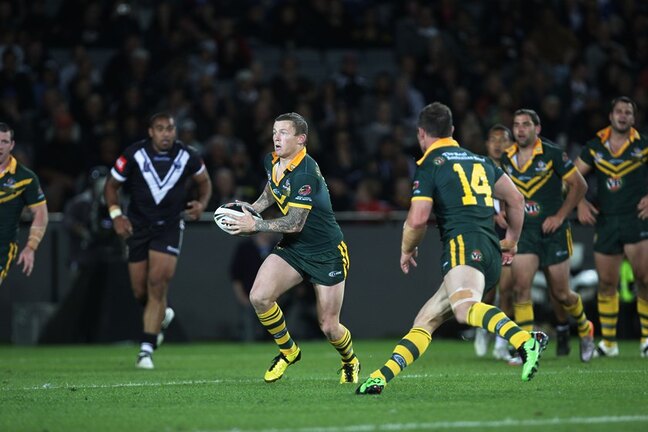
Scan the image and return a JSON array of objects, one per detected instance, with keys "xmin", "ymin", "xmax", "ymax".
[
  {"xmin": 625, "ymin": 239, "xmax": 648, "ymax": 283},
  {"xmin": 148, "ymin": 250, "xmax": 178, "ymax": 285},
  {"xmin": 511, "ymin": 254, "xmax": 539, "ymax": 293},
  {"xmin": 543, "ymin": 259, "xmax": 571, "ymax": 298},
  {"xmin": 594, "ymin": 252, "xmax": 623, "ymax": 289},
  {"xmin": 128, "ymin": 260, "xmax": 148, "ymax": 297},
  {"xmin": 444, "ymin": 265, "xmax": 485, "ymax": 295},
  {"xmin": 251, "ymin": 253, "xmax": 303, "ymax": 301},
  {"xmin": 313, "ymin": 281, "xmax": 345, "ymax": 321}
]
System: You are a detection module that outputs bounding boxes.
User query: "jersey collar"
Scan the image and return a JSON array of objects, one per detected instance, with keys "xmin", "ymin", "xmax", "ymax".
[
  {"xmin": 0, "ymin": 156, "xmax": 17, "ymax": 178},
  {"xmin": 596, "ymin": 126, "xmax": 640, "ymax": 143},
  {"xmin": 505, "ymin": 138, "xmax": 543, "ymax": 172},
  {"xmin": 272, "ymin": 147, "xmax": 307, "ymax": 171},
  {"xmin": 596, "ymin": 126, "xmax": 640, "ymax": 157},
  {"xmin": 416, "ymin": 137, "xmax": 459, "ymax": 165}
]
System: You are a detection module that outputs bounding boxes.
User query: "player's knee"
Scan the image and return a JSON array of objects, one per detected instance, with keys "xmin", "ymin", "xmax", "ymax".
[
  {"xmin": 249, "ymin": 287, "xmax": 272, "ymax": 310},
  {"xmin": 318, "ymin": 317, "xmax": 340, "ymax": 340},
  {"xmin": 449, "ymin": 287, "xmax": 480, "ymax": 324},
  {"xmin": 452, "ymin": 303, "xmax": 474, "ymax": 324},
  {"xmin": 598, "ymin": 279, "xmax": 618, "ymax": 294}
]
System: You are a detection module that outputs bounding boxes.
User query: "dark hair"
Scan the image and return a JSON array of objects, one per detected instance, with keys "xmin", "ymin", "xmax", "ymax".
[
  {"xmin": 275, "ymin": 112, "xmax": 308, "ymax": 136},
  {"xmin": 0, "ymin": 122, "xmax": 14, "ymax": 140},
  {"xmin": 418, "ymin": 102, "xmax": 453, "ymax": 138},
  {"xmin": 610, "ymin": 96, "xmax": 637, "ymax": 116},
  {"xmin": 488, "ymin": 124, "xmax": 513, "ymax": 141},
  {"xmin": 149, "ymin": 112, "xmax": 174, "ymax": 127},
  {"xmin": 513, "ymin": 109, "xmax": 541, "ymax": 126}
]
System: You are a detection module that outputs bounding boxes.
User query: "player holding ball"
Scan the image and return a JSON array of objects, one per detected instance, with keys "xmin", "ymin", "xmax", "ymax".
[{"xmin": 225, "ymin": 112, "xmax": 360, "ymax": 385}]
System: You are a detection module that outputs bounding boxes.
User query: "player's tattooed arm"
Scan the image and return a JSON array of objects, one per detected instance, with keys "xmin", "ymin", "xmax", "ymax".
[
  {"xmin": 254, "ymin": 207, "xmax": 309, "ymax": 233},
  {"xmin": 251, "ymin": 185, "xmax": 274, "ymax": 213}
]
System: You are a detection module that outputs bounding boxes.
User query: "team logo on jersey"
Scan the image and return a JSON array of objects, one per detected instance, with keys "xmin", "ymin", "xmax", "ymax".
[
  {"xmin": 471, "ymin": 250, "xmax": 483, "ymax": 262},
  {"xmin": 536, "ymin": 160, "xmax": 547, "ymax": 172},
  {"xmin": 631, "ymin": 147, "xmax": 643, "ymax": 160},
  {"xmin": 412, "ymin": 180, "xmax": 420, "ymax": 190},
  {"xmin": 298, "ymin": 185, "xmax": 312, "ymax": 196},
  {"xmin": 433, "ymin": 156, "xmax": 445, "ymax": 165},
  {"xmin": 1, "ymin": 177, "xmax": 16, "ymax": 192},
  {"xmin": 524, "ymin": 200, "xmax": 541, "ymax": 216},
  {"xmin": 282, "ymin": 179, "xmax": 291, "ymax": 195},
  {"xmin": 562, "ymin": 152, "xmax": 569, "ymax": 162},
  {"xmin": 115, "ymin": 156, "xmax": 127, "ymax": 173},
  {"xmin": 606, "ymin": 177, "xmax": 622, "ymax": 192}
]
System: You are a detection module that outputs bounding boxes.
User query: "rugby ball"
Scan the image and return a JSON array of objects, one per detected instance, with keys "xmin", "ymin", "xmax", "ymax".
[{"xmin": 213, "ymin": 203, "xmax": 262, "ymax": 235}]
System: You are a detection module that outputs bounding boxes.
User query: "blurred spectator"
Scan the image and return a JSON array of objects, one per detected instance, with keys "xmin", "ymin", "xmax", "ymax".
[{"xmin": 36, "ymin": 111, "xmax": 84, "ymax": 212}]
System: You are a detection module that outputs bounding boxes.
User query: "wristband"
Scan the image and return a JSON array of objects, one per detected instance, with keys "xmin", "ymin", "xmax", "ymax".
[
  {"xmin": 109, "ymin": 205, "xmax": 123, "ymax": 220},
  {"xmin": 27, "ymin": 225, "xmax": 46, "ymax": 251}
]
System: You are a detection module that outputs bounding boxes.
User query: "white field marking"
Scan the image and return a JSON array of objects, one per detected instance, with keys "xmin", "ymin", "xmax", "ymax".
[
  {"xmin": 199, "ymin": 416, "xmax": 648, "ymax": 432},
  {"xmin": 6, "ymin": 367, "xmax": 647, "ymax": 391}
]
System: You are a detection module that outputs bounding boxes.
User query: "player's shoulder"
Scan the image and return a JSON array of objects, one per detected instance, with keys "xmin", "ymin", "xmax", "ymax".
[
  {"xmin": 15, "ymin": 162, "xmax": 40, "ymax": 181},
  {"xmin": 583, "ymin": 135, "xmax": 601, "ymax": 149},
  {"xmin": 540, "ymin": 138, "xmax": 566, "ymax": 157},
  {"xmin": 540, "ymin": 137, "xmax": 561, "ymax": 151},
  {"xmin": 300, "ymin": 153, "xmax": 321, "ymax": 174},
  {"xmin": 122, "ymin": 139, "xmax": 147, "ymax": 156}
]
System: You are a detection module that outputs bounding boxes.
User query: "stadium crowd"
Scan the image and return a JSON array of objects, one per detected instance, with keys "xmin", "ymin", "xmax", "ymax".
[{"xmin": 1, "ymin": 0, "xmax": 647, "ymax": 213}]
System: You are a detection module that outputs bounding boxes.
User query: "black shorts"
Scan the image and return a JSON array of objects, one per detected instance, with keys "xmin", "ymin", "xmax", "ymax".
[{"xmin": 126, "ymin": 220, "xmax": 185, "ymax": 263}]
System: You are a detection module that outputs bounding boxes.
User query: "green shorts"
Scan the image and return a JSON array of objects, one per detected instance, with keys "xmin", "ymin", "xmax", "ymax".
[
  {"xmin": 440, "ymin": 233, "xmax": 501, "ymax": 292},
  {"xmin": 594, "ymin": 212, "xmax": 648, "ymax": 255},
  {"xmin": 518, "ymin": 222, "xmax": 572, "ymax": 268},
  {"xmin": 0, "ymin": 242, "xmax": 19, "ymax": 280},
  {"xmin": 272, "ymin": 240, "xmax": 350, "ymax": 286}
]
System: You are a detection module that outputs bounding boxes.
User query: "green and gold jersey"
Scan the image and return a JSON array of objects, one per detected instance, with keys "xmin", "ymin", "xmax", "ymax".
[
  {"xmin": 0, "ymin": 157, "xmax": 46, "ymax": 243},
  {"xmin": 579, "ymin": 127, "xmax": 647, "ymax": 215},
  {"xmin": 263, "ymin": 148, "xmax": 343, "ymax": 254},
  {"xmin": 501, "ymin": 138, "xmax": 576, "ymax": 226},
  {"xmin": 411, "ymin": 138, "xmax": 502, "ymax": 244}
]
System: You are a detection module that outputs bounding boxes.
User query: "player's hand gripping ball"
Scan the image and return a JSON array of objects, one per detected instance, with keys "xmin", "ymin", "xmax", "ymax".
[{"xmin": 213, "ymin": 202, "xmax": 262, "ymax": 235}]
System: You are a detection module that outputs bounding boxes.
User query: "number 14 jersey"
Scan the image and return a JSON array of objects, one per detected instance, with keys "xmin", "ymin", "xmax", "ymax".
[{"xmin": 411, "ymin": 137, "xmax": 503, "ymax": 243}]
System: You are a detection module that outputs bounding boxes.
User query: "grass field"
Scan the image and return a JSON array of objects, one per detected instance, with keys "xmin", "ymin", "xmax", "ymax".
[{"xmin": 1, "ymin": 339, "xmax": 647, "ymax": 432}]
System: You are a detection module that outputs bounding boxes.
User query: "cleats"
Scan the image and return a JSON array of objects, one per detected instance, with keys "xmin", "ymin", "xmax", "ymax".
[
  {"xmin": 556, "ymin": 325, "xmax": 570, "ymax": 357},
  {"xmin": 518, "ymin": 331, "xmax": 548, "ymax": 382},
  {"xmin": 356, "ymin": 376, "xmax": 386, "ymax": 395},
  {"xmin": 264, "ymin": 348, "xmax": 301, "ymax": 383},
  {"xmin": 157, "ymin": 307, "xmax": 175, "ymax": 347},
  {"xmin": 507, "ymin": 352, "xmax": 523, "ymax": 366},
  {"xmin": 474, "ymin": 328, "xmax": 490, "ymax": 357},
  {"xmin": 580, "ymin": 321, "xmax": 596, "ymax": 363},
  {"xmin": 136, "ymin": 352, "xmax": 154, "ymax": 370},
  {"xmin": 640, "ymin": 340, "xmax": 648, "ymax": 358},
  {"xmin": 492, "ymin": 344, "xmax": 513, "ymax": 362},
  {"xmin": 593, "ymin": 340, "xmax": 619, "ymax": 358},
  {"xmin": 339, "ymin": 360, "xmax": 361, "ymax": 384}
]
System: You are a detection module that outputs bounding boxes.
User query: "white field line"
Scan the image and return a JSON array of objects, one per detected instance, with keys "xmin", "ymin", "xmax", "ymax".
[
  {"xmin": 198, "ymin": 416, "xmax": 648, "ymax": 432},
  {"xmin": 5, "ymin": 368, "xmax": 646, "ymax": 391}
]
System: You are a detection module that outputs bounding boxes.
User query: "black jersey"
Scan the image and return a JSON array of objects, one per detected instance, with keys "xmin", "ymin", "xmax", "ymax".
[{"xmin": 110, "ymin": 139, "xmax": 204, "ymax": 226}]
